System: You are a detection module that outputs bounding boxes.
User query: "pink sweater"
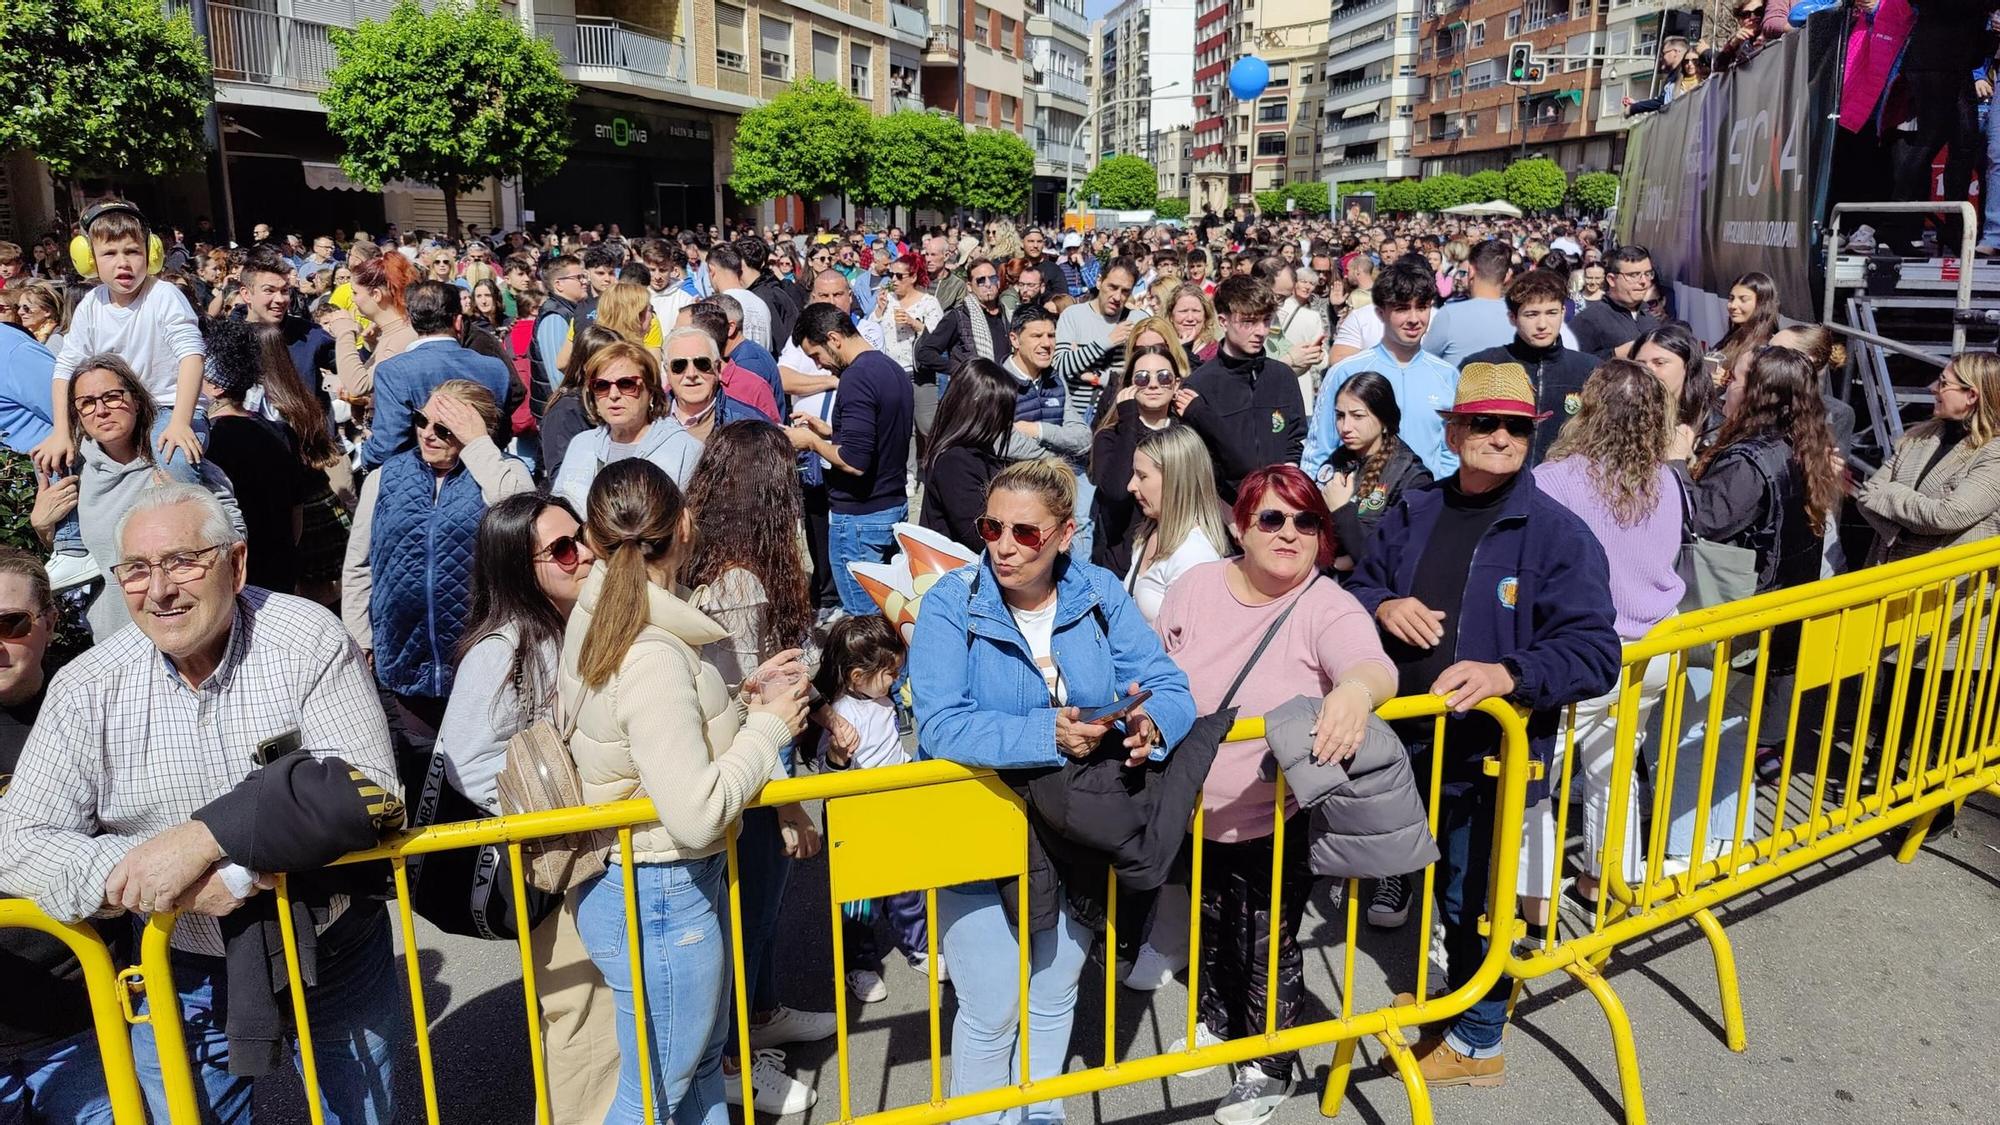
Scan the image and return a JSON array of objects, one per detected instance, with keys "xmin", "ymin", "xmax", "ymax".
[{"xmin": 1154, "ymin": 561, "xmax": 1396, "ymax": 842}]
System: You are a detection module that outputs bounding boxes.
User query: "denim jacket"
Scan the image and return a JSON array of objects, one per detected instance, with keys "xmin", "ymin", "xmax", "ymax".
[{"xmin": 910, "ymin": 554, "xmax": 1197, "ymax": 769}]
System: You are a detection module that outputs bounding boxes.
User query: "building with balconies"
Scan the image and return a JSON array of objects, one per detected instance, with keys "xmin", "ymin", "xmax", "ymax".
[
  {"xmin": 921, "ymin": 0, "xmax": 1029, "ymax": 137},
  {"xmin": 1019, "ymin": 0, "xmax": 1091, "ymax": 223},
  {"xmin": 2, "ymin": 0, "xmax": 932, "ymax": 243},
  {"xmin": 1320, "ymin": 0, "xmax": 1423, "ymax": 185},
  {"xmin": 1092, "ymin": 0, "xmax": 1195, "ymax": 206},
  {"xmin": 1187, "ymin": 0, "xmax": 1325, "ymax": 216}
]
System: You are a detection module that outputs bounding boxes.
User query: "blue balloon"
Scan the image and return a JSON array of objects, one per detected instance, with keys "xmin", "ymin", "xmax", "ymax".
[{"xmin": 1227, "ymin": 56, "xmax": 1270, "ymax": 101}]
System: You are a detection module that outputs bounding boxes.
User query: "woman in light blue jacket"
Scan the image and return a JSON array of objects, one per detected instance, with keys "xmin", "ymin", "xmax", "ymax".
[
  {"xmin": 549, "ymin": 340, "xmax": 702, "ymax": 513},
  {"xmin": 909, "ymin": 457, "xmax": 1194, "ymax": 1125}
]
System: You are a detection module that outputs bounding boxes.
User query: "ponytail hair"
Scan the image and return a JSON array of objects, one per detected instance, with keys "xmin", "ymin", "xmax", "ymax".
[{"xmin": 576, "ymin": 459, "xmax": 685, "ymax": 690}]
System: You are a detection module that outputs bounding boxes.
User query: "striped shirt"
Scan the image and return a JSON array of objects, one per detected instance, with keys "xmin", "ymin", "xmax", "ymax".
[{"xmin": 0, "ymin": 589, "xmax": 398, "ymax": 954}]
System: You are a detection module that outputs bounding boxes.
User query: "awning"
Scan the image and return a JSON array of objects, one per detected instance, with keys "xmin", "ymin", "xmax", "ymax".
[
  {"xmin": 301, "ymin": 161, "xmax": 425, "ymax": 195},
  {"xmin": 1447, "ymin": 19, "xmax": 1466, "ymax": 29},
  {"xmin": 1558, "ymin": 89, "xmax": 1584, "ymax": 105},
  {"xmin": 1343, "ymin": 100, "xmax": 1381, "ymax": 120}
]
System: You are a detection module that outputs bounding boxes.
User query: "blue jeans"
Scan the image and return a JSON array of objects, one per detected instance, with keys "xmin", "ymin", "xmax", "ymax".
[
  {"xmin": 937, "ymin": 883, "xmax": 1090, "ymax": 1125},
  {"xmin": 1, "ymin": 1029, "xmax": 115, "ymax": 1125},
  {"xmin": 53, "ymin": 401, "xmax": 210, "ymax": 555},
  {"xmin": 1430, "ymin": 778, "xmax": 1510, "ymax": 1057},
  {"xmin": 1983, "ymin": 102, "xmax": 2000, "ymax": 250},
  {"xmin": 723, "ymin": 805, "xmax": 790, "ymax": 1054},
  {"xmin": 129, "ymin": 902, "xmax": 402, "ymax": 1125},
  {"xmin": 1069, "ymin": 476, "xmax": 1096, "ymax": 565},
  {"xmin": 829, "ymin": 505, "xmax": 907, "ymax": 616},
  {"xmin": 575, "ymin": 857, "xmax": 730, "ymax": 1125},
  {"xmin": 1653, "ymin": 667, "xmax": 1758, "ymax": 864}
]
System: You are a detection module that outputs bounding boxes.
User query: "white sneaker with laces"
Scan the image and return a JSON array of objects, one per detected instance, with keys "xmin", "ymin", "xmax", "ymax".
[
  {"xmin": 723, "ymin": 1048, "xmax": 817, "ymax": 1116},
  {"xmin": 847, "ymin": 969, "xmax": 889, "ymax": 1003},
  {"xmin": 749, "ymin": 1005, "xmax": 837, "ymax": 1048},
  {"xmin": 44, "ymin": 553, "xmax": 101, "ymax": 592},
  {"xmin": 1167, "ymin": 1021, "xmax": 1226, "ymax": 1078},
  {"xmin": 1123, "ymin": 942, "xmax": 1180, "ymax": 991},
  {"xmin": 908, "ymin": 950, "xmax": 950, "ymax": 982},
  {"xmin": 1213, "ymin": 1062, "xmax": 1293, "ymax": 1125}
]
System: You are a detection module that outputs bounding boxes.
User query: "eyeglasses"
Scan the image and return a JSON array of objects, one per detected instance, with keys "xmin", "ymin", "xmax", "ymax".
[
  {"xmin": 533, "ymin": 534, "xmax": 584, "ymax": 571},
  {"xmin": 668, "ymin": 356, "xmax": 716, "ymax": 375},
  {"xmin": 972, "ymin": 274, "xmax": 999, "ymax": 286},
  {"xmin": 1252, "ymin": 509, "xmax": 1325, "ymax": 536},
  {"xmin": 0, "ymin": 609, "xmax": 43, "ymax": 640},
  {"xmin": 1459, "ymin": 413, "xmax": 1537, "ymax": 439},
  {"xmin": 110, "ymin": 545, "xmax": 224, "ymax": 589},
  {"xmin": 412, "ymin": 409, "xmax": 459, "ymax": 445},
  {"xmin": 74, "ymin": 388, "xmax": 132, "ymax": 417},
  {"xmin": 1614, "ymin": 268, "xmax": 1655, "ymax": 281},
  {"xmin": 554, "ymin": 272, "xmax": 585, "ymax": 286},
  {"xmin": 591, "ymin": 375, "xmax": 647, "ymax": 398},
  {"xmin": 888, "ymin": 270, "xmax": 913, "ymax": 280},
  {"xmin": 975, "ymin": 516, "xmax": 1062, "ymax": 551},
  {"xmin": 1129, "ymin": 370, "xmax": 1179, "ymax": 389}
]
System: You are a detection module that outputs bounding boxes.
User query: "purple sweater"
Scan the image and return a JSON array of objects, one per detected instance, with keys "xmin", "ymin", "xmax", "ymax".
[{"xmin": 1531, "ymin": 458, "xmax": 1684, "ymax": 641}]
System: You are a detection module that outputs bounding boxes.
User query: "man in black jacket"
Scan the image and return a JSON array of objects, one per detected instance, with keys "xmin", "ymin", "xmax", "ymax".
[
  {"xmin": 916, "ymin": 257, "xmax": 1013, "ymax": 383},
  {"xmin": 1461, "ymin": 269, "xmax": 1596, "ymax": 465},
  {"xmin": 1184, "ymin": 275, "xmax": 1308, "ymax": 501},
  {"xmin": 1568, "ymin": 245, "xmax": 1662, "ymax": 358},
  {"xmin": 737, "ymin": 237, "xmax": 801, "ymax": 358}
]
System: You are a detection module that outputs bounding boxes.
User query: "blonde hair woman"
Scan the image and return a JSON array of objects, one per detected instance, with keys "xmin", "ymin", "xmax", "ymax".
[
  {"xmin": 557, "ymin": 280, "xmax": 658, "ymax": 371},
  {"xmin": 1123, "ymin": 425, "xmax": 1231, "ymax": 623},
  {"xmin": 1859, "ymin": 351, "xmax": 2000, "ymax": 563},
  {"xmin": 560, "ymin": 457, "xmax": 809, "ymax": 1125},
  {"xmin": 1168, "ymin": 284, "xmax": 1220, "ymax": 364},
  {"xmin": 1089, "ymin": 315, "xmax": 1194, "ymax": 575}
]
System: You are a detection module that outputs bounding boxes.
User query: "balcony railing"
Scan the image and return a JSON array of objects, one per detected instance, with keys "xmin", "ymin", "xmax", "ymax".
[
  {"xmin": 171, "ymin": 0, "xmax": 338, "ymax": 93},
  {"xmin": 893, "ymin": 94, "xmax": 927, "ymax": 114},
  {"xmin": 1327, "ymin": 22, "xmax": 1392, "ymax": 58},
  {"xmin": 537, "ymin": 15, "xmax": 687, "ymax": 84},
  {"xmin": 1325, "ymin": 74, "xmax": 1391, "ymax": 98},
  {"xmin": 1039, "ymin": 0, "xmax": 1091, "ymax": 38},
  {"xmin": 1036, "ymin": 71, "xmax": 1089, "ymax": 104},
  {"xmin": 889, "ymin": 1, "xmax": 930, "ymax": 40},
  {"xmin": 1331, "ymin": 0, "xmax": 1394, "ymax": 27}
]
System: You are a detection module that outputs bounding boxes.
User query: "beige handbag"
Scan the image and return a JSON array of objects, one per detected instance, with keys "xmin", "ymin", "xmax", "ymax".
[{"xmin": 496, "ymin": 696, "xmax": 616, "ymax": 895}]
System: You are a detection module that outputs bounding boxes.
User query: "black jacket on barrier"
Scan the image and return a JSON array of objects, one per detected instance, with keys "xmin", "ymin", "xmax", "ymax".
[{"xmin": 191, "ymin": 750, "xmax": 404, "ymax": 1077}]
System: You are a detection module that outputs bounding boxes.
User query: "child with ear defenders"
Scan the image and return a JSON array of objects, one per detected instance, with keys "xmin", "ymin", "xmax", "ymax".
[{"xmin": 30, "ymin": 202, "xmax": 210, "ymax": 591}]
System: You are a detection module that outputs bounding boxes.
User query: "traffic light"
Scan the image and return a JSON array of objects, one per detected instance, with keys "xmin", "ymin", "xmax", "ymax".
[
  {"xmin": 1508, "ymin": 43, "xmax": 1533, "ymax": 84},
  {"xmin": 1526, "ymin": 59, "xmax": 1548, "ymax": 83}
]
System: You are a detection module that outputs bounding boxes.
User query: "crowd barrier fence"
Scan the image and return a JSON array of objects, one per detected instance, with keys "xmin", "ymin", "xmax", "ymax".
[{"xmin": 4, "ymin": 544, "xmax": 1998, "ymax": 1124}]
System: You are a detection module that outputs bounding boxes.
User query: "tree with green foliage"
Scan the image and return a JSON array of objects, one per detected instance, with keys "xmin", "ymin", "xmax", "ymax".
[
  {"xmin": 0, "ymin": 0, "xmax": 210, "ymax": 191},
  {"xmin": 1154, "ymin": 198, "xmax": 1190, "ymax": 220},
  {"xmin": 1079, "ymin": 154, "xmax": 1158, "ymax": 211},
  {"xmin": 1377, "ymin": 179, "xmax": 1422, "ymax": 214},
  {"xmin": 1255, "ymin": 189, "xmax": 1288, "ymax": 217},
  {"xmin": 961, "ymin": 129, "xmax": 1035, "ymax": 216},
  {"xmin": 323, "ymin": 0, "xmax": 571, "ymax": 237},
  {"xmin": 860, "ymin": 110, "xmax": 966, "ymax": 218},
  {"xmin": 730, "ymin": 76, "xmax": 872, "ymax": 208},
  {"xmin": 1466, "ymin": 169, "xmax": 1507, "ymax": 203},
  {"xmin": 1568, "ymin": 170, "xmax": 1620, "ymax": 214},
  {"xmin": 1503, "ymin": 157, "xmax": 1568, "ymax": 213},
  {"xmin": 1417, "ymin": 172, "xmax": 1473, "ymax": 213},
  {"xmin": 1288, "ymin": 181, "xmax": 1330, "ymax": 217}
]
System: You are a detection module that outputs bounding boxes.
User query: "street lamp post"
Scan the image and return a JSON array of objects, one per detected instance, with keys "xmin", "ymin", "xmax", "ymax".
[{"xmin": 1063, "ymin": 81, "xmax": 1186, "ymax": 221}]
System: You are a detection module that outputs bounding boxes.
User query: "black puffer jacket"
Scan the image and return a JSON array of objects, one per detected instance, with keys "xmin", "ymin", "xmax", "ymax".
[{"xmin": 1326, "ymin": 436, "xmax": 1433, "ymax": 572}]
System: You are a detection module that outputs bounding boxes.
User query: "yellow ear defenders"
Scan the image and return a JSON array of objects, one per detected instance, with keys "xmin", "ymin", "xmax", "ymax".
[{"xmin": 69, "ymin": 201, "xmax": 166, "ymax": 278}]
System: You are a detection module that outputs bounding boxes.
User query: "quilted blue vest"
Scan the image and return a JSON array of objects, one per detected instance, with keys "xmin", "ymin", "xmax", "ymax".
[
  {"xmin": 368, "ymin": 451, "xmax": 486, "ymax": 699},
  {"xmin": 1013, "ymin": 367, "xmax": 1066, "ymax": 427}
]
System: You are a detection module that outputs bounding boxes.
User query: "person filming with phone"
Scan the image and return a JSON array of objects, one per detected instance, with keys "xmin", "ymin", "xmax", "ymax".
[{"xmin": 909, "ymin": 457, "xmax": 1194, "ymax": 1125}]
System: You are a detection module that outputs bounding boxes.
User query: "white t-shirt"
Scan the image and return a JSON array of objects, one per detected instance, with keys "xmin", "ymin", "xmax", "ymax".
[
  {"xmin": 54, "ymin": 277, "xmax": 206, "ymax": 407},
  {"xmin": 1331, "ymin": 302, "xmax": 1384, "ymax": 355},
  {"xmin": 727, "ymin": 287, "xmax": 772, "ymax": 351},
  {"xmin": 651, "ymin": 285, "xmax": 694, "ymax": 330},
  {"xmin": 1012, "ymin": 598, "xmax": 1065, "ymax": 704},
  {"xmin": 1124, "ymin": 526, "xmax": 1227, "ymax": 625},
  {"xmin": 833, "ymin": 692, "xmax": 908, "ymax": 771}
]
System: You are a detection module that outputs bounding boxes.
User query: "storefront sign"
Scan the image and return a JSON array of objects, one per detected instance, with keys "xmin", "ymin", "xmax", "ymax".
[{"xmin": 573, "ymin": 106, "xmax": 712, "ymax": 156}]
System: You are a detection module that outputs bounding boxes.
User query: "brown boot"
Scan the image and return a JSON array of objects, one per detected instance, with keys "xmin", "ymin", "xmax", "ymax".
[{"xmin": 1407, "ymin": 1034, "xmax": 1506, "ymax": 1088}]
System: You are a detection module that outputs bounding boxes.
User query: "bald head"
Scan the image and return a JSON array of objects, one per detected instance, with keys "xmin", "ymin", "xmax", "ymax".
[{"xmin": 810, "ymin": 268, "xmax": 854, "ymax": 310}]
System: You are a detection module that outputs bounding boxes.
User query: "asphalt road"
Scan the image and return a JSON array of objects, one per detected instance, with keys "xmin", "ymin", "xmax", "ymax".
[{"xmin": 254, "ymin": 790, "xmax": 2000, "ymax": 1124}]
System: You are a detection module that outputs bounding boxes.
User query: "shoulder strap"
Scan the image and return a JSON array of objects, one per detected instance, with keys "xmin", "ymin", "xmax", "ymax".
[{"xmin": 1219, "ymin": 572, "xmax": 1321, "ymax": 712}]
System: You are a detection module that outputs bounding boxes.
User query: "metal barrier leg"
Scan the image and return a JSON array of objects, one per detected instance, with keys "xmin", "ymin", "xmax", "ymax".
[
  {"xmin": 1318, "ymin": 1036, "xmax": 1358, "ymax": 1118},
  {"xmin": 1372, "ymin": 1030, "xmax": 1436, "ymax": 1125},
  {"xmin": 1896, "ymin": 806, "xmax": 1940, "ymax": 862},
  {"xmin": 1688, "ymin": 908, "xmax": 1747, "ymax": 1052},
  {"xmin": 1563, "ymin": 960, "xmax": 1647, "ymax": 1125}
]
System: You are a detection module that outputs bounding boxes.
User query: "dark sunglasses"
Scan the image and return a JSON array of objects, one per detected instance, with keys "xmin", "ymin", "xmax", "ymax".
[
  {"xmin": 591, "ymin": 375, "xmax": 646, "ymax": 398},
  {"xmin": 0, "ymin": 609, "xmax": 42, "ymax": 640},
  {"xmin": 668, "ymin": 356, "xmax": 716, "ymax": 375},
  {"xmin": 1461, "ymin": 413, "xmax": 1536, "ymax": 439},
  {"xmin": 534, "ymin": 534, "xmax": 584, "ymax": 571},
  {"xmin": 1129, "ymin": 371, "xmax": 1179, "ymax": 389},
  {"xmin": 1253, "ymin": 509, "xmax": 1325, "ymax": 536},
  {"xmin": 888, "ymin": 269, "xmax": 913, "ymax": 279},
  {"xmin": 972, "ymin": 273, "xmax": 999, "ymax": 285},
  {"xmin": 975, "ymin": 516, "xmax": 1061, "ymax": 550},
  {"xmin": 412, "ymin": 409, "xmax": 457, "ymax": 445}
]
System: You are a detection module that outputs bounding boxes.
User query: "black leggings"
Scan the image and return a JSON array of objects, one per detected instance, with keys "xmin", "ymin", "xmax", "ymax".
[{"xmin": 1196, "ymin": 815, "xmax": 1312, "ymax": 1078}]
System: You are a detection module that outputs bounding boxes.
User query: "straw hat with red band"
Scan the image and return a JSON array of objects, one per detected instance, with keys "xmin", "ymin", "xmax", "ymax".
[{"xmin": 1440, "ymin": 361, "xmax": 1554, "ymax": 421}]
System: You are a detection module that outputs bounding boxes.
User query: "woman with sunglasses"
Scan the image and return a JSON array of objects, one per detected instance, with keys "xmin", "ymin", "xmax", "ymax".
[
  {"xmin": 550, "ymin": 339, "xmax": 704, "ymax": 513},
  {"xmin": 908, "ymin": 458, "xmax": 1195, "ymax": 1125},
  {"xmin": 539, "ymin": 323, "xmax": 622, "ymax": 491},
  {"xmin": 664, "ymin": 326, "xmax": 764, "ymax": 445},
  {"xmin": 29, "ymin": 355, "xmax": 244, "ymax": 640},
  {"xmin": 14, "ymin": 282, "xmax": 66, "ymax": 351},
  {"xmin": 872, "ymin": 252, "xmax": 942, "ymax": 378},
  {"xmin": 344, "ymin": 379, "xmax": 532, "ymax": 728},
  {"xmin": 1317, "ymin": 370, "xmax": 1433, "ymax": 575},
  {"xmin": 1151, "ymin": 465, "xmax": 1395, "ymax": 1119},
  {"xmin": 1087, "ymin": 317, "xmax": 1194, "ymax": 575}
]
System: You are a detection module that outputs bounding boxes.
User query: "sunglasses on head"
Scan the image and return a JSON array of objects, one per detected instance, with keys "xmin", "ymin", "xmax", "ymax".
[
  {"xmin": 0, "ymin": 609, "xmax": 43, "ymax": 641},
  {"xmin": 591, "ymin": 375, "xmax": 646, "ymax": 398},
  {"xmin": 975, "ymin": 516, "xmax": 1061, "ymax": 550},
  {"xmin": 1129, "ymin": 370, "xmax": 1179, "ymax": 389},
  {"xmin": 1252, "ymin": 509, "xmax": 1324, "ymax": 536},
  {"xmin": 669, "ymin": 356, "xmax": 716, "ymax": 375},
  {"xmin": 534, "ymin": 534, "xmax": 584, "ymax": 571},
  {"xmin": 1460, "ymin": 413, "xmax": 1536, "ymax": 438},
  {"xmin": 412, "ymin": 409, "xmax": 458, "ymax": 444}
]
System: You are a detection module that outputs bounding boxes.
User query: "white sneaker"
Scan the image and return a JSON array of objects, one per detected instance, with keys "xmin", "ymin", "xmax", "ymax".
[
  {"xmin": 1167, "ymin": 1021, "xmax": 1226, "ymax": 1078},
  {"xmin": 722, "ymin": 1048, "xmax": 817, "ymax": 1116},
  {"xmin": 1213, "ymin": 1062, "xmax": 1293, "ymax": 1125},
  {"xmin": 908, "ymin": 950, "xmax": 950, "ymax": 982},
  {"xmin": 1123, "ymin": 942, "xmax": 1180, "ymax": 991},
  {"xmin": 847, "ymin": 969, "xmax": 888, "ymax": 1003},
  {"xmin": 749, "ymin": 1005, "xmax": 837, "ymax": 1047},
  {"xmin": 44, "ymin": 553, "xmax": 100, "ymax": 592}
]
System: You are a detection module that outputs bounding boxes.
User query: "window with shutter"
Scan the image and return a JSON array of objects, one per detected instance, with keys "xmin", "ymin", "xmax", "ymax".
[
  {"xmin": 761, "ymin": 17, "xmax": 792, "ymax": 80},
  {"xmin": 716, "ymin": 4, "xmax": 748, "ymax": 72},
  {"xmin": 850, "ymin": 43, "xmax": 872, "ymax": 97},
  {"xmin": 813, "ymin": 32, "xmax": 839, "ymax": 81}
]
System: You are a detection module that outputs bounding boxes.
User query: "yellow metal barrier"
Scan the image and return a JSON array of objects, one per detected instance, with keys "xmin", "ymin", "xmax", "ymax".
[
  {"xmin": 114, "ymin": 694, "xmax": 1530, "ymax": 1125},
  {"xmin": 1509, "ymin": 535, "xmax": 2000, "ymax": 1125},
  {"xmin": 0, "ymin": 899, "xmax": 150, "ymax": 1125}
]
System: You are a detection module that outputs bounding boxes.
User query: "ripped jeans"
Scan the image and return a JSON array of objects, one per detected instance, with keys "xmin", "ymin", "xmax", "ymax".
[{"xmin": 574, "ymin": 856, "xmax": 730, "ymax": 1125}]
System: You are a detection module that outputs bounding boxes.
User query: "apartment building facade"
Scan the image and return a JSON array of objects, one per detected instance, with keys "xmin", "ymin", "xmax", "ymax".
[
  {"xmin": 1319, "ymin": 0, "xmax": 1425, "ymax": 186},
  {"xmin": 1093, "ymin": 0, "xmax": 1196, "ymax": 170},
  {"xmin": 1022, "ymin": 0, "xmax": 1092, "ymax": 222},
  {"xmin": 1188, "ymin": 0, "xmax": 1325, "ymax": 216}
]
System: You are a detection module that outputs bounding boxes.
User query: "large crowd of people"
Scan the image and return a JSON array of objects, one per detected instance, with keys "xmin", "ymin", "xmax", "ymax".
[{"xmin": 0, "ymin": 196, "xmax": 1992, "ymax": 1125}]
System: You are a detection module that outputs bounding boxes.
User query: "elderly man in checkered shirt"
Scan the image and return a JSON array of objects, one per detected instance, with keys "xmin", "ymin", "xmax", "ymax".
[{"xmin": 0, "ymin": 483, "xmax": 406, "ymax": 1124}]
